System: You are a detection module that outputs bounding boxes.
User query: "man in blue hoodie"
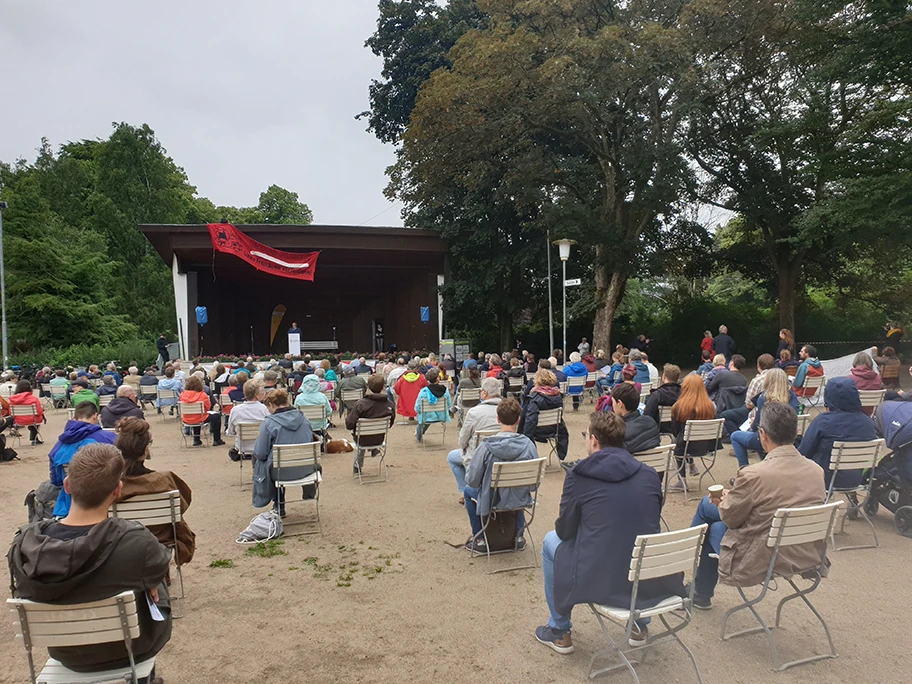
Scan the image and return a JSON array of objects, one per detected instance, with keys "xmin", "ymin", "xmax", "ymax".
[
  {"xmin": 49, "ymin": 402, "xmax": 118, "ymax": 517},
  {"xmin": 628, "ymin": 349, "xmax": 651, "ymax": 385},
  {"xmin": 535, "ymin": 411, "xmax": 683, "ymax": 655},
  {"xmin": 562, "ymin": 352, "xmax": 589, "ymax": 412},
  {"xmin": 799, "ymin": 377, "xmax": 877, "ymax": 490}
]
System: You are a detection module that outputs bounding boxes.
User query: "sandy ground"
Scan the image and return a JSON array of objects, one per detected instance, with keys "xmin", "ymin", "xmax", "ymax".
[{"xmin": 0, "ymin": 399, "xmax": 909, "ymax": 684}]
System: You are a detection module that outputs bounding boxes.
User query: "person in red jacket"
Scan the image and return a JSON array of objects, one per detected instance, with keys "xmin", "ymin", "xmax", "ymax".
[
  {"xmin": 178, "ymin": 376, "xmax": 225, "ymax": 447},
  {"xmin": 700, "ymin": 330, "xmax": 713, "ymax": 358},
  {"xmin": 394, "ymin": 360, "xmax": 428, "ymax": 421},
  {"xmin": 10, "ymin": 380, "xmax": 44, "ymax": 445}
]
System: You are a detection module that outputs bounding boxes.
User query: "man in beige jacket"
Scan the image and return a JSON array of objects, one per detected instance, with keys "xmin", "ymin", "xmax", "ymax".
[{"xmin": 689, "ymin": 402, "xmax": 826, "ymax": 609}]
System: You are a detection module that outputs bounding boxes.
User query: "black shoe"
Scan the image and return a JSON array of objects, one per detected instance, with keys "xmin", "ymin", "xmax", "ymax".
[
  {"xmin": 192, "ymin": 439, "xmax": 203, "ymax": 447},
  {"xmin": 212, "ymin": 439, "xmax": 226, "ymax": 447},
  {"xmin": 686, "ymin": 583, "xmax": 712, "ymax": 610},
  {"xmin": 514, "ymin": 537, "xmax": 527, "ymax": 552},
  {"xmin": 228, "ymin": 448, "xmax": 241, "ymax": 462},
  {"xmin": 465, "ymin": 537, "xmax": 487, "ymax": 553}
]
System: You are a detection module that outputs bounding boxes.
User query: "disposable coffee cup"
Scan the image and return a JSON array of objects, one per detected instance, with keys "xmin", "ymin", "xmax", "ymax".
[{"xmin": 708, "ymin": 484, "xmax": 724, "ymax": 500}]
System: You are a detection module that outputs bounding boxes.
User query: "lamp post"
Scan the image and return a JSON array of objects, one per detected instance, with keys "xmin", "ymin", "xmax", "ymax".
[
  {"xmin": 553, "ymin": 238, "xmax": 576, "ymax": 364},
  {"xmin": 0, "ymin": 201, "xmax": 7, "ymax": 370},
  {"xmin": 546, "ymin": 229, "xmax": 554, "ymax": 355}
]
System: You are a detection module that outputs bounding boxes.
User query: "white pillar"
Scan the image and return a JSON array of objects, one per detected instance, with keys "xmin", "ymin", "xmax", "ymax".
[{"xmin": 172, "ymin": 255, "xmax": 189, "ymax": 360}]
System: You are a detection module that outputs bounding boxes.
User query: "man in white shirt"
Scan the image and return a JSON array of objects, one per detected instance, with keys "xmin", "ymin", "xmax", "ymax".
[
  {"xmin": 172, "ymin": 361, "xmax": 187, "ymax": 384},
  {"xmin": 226, "ymin": 378, "xmax": 269, "ymax": 461},
  {"xmin": 642, "ymin": 352, "xmax": 660, "ymax": 385},
  {"xmin": 578, "ymin": 338, "xmax": 590, "ymax": 356}
]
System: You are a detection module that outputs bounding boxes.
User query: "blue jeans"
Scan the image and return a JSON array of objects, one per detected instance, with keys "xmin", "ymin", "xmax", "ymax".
[
  {"xmin": 542, "ymin": 531, "xmax": 648, "ymax": 633},
  {"xmin": 415, "ymin": 423, "xmax": 431, "ymax": 441},
  {"xmin": 596, "ymin": 377, "xmax": 611, "ymax": 394},
  {"xmin": 720, "ymin": 407, "xmax": 748, "ymax": 437},
  {"xmin": 463, "ymin": 486, "xmax": 525, "ymax": 537},
  {"xmin": 692, "ymin": 496, "xmax": 728, "ymax": 598},
  {"xmin": 447, "ymin": 449, "xmax": 466, "ymax": 494},
  {"xmin": 731, "ymin": 430, "xmax": 763, "ymax": 468}
]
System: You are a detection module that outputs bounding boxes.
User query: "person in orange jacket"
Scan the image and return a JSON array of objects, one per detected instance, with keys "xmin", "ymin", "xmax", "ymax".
[
  {"xmin": 178, "ymin": 375, "xmax": 225, "ymax": 447},
  {"xmin": 10, "ymin": 380, "xmax": 44, "ymax": 445}
]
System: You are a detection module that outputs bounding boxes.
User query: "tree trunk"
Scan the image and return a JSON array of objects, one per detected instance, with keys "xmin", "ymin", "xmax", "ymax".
[
  {"xmin": 776, "ymin": 257, "xmax": 802, "ymax": 342},
  {"xmin": 498, "ymin": 309, "xmax": 513, "ymax": 354},
  {"xmin": 593, "ymin": 259, "xmax": 627, "ymax": 352}
]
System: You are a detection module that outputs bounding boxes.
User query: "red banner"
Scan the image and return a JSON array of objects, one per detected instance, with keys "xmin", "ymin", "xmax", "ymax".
[{"xmin": 207, "ymin": 223, "xmax": 319, "ymax": 281}]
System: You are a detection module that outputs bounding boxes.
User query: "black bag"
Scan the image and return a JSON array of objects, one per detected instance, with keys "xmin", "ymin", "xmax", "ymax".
[
  {"xmin": 483, "ymin": 510, "xmax": 518, "ymax": 552},
  {"xmin": 0, "ymin": 434, "xmax": 17, "ymax": 462}
]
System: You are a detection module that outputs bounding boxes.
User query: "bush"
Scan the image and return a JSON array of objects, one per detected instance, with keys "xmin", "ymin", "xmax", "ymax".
[{"xmin": 9, "ymin": 338, "xmax": 158, "ymax": 370}]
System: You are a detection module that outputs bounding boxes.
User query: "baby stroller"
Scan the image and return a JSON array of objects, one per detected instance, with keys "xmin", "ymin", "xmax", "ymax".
[{"xmin": 870, "ymin": 401, "xmax": 912, "ymax": 538}]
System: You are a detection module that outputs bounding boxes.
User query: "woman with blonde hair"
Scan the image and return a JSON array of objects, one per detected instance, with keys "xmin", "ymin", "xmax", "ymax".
[
  {"xmin": 519, "ymin": 369, "xmax": 569, "ymax": 462},
  {"xmin": 730, "ymin": 368, "xmax": 798, "ymax": 468},
  {"xmin": 669, "ymin": 375, "xmax": 718, "ymax": 490}
]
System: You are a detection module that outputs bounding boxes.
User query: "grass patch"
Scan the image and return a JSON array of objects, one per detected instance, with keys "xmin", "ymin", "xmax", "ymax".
[
  {"xmin": 244, "ymin": 540, "xmax": 287, "ymax": 558},
  {"xmin": 209, "ymin": 559, "xmax": 235, "ymax": 569}
]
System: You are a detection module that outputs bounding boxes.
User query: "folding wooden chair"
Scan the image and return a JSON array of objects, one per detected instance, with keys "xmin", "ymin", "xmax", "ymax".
[
  {"xmin": 633, "ymin": 445, "xmax": 675, "ymax": 530},
  {"xmin": 10, "ymin": 405, "xmax": 42, "ymax": 447},
  {"xmin": 109, "ymin": 490, "xmax": 186, "ymax": 598},
  {"xmin": 273, "ymin": 442, "xmax": 322, "ymax": 534},
  {"xmin": 456, "ymin": 387, "xmax": 481, "ymax": 427},
  {"xmin": 658, "ymin": 406, "xmax": 675, "ymax": 443},
  {"xmin": 235, "ymin": 422, "xmax": 263, "ymax": 486},
  {"xmin": 469, "ymin": 457, "xmax": 546, "ymax": 573},
  {"xmin": 156, "ymin": 388, "xmax": 178, "ymax": 421},
  {"xmin": 97, "ymin": 394, "xmax": 115, "ymax": 407},
  {"xmin": 536, "ymin": 407, "xmax": 564, "ymax": 468},
  {"xmin": 585, "ymin": 371, "xmax": 599, "ymax": 403},
  {"xmin": 880, "ymin": 363, "xmax": 900, "ymax": 388},
  {"xmin": 721, "ymin": 502, "xmax": 843, "ymax": 671},
  {"xmin": 353, "ymin": 417, "xmax": 392, "ymax": 484},
  {"xmin": 8, "ymin": 591, "xmax": 156, "ymax": 684},
  {"xmin": 139, "ymin": 385, "xmax": 158, "ymax": 410},
  {"xmin": 826, "ymin": 439, "xmax": 885, "ymax": 550},
  {"xmin": 39, "ymin": 384, "xmax": 54, "ymax": 411},
  {"xmin": 558, "ymin": 380, "xmax": 568, "ymax": 397},
  {"xmin": 857, "ymin": 390, "xmax": 886, "ymax": 411},
  {"xmin": 678, "ymin": 418, "xmax": 725, "ymax": 501},
  {"xmin": 472, "ymin": 427, "xmax": 501, "ymax": 451},
  {"xmin": 796, "ymin": 413, "xmax": 811, "ymax": 439},
  {"xmin": 177, "ymin": 402, "xmax": 209, "ymax": 448},
  {"xmin": 507, "ymin": 376, "xmax": 524, "ymax": 400},
  {"xmin": 417, "ymin": 398, "xmax": 448, "ymax": 448},
  {"xmin": 297, "ymin": 404, "xmax": 329, "ymax": 450},
  {"xmin": 339, "ymin": 388, "xmax": 365, "ymax": 418},
  {"xmin": 566, "ymin": 376, "xmax": 586, "ymax": 408},
  {"xmin": 588, "ymin": 524, "xmax": 708, "ymax": 682},
  {"xmin": 798, "ymin": 375, "xmax": 826, "ymax": 408}
]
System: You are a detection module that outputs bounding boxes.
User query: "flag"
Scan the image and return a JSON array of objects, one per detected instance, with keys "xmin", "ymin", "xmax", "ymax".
[{"xmin": 207, "ymin": 223, "xmax": 319, "ymax": 281}]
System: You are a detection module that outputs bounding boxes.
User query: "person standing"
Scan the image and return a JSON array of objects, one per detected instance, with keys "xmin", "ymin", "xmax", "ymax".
[
  {"xmin": 712, "ymin": 325, "xmax": 736, "ymax": 362},
  {"xmin": 577, "ymin": 338, "xmax": 590, "ymax": 356},
  {"xmin": 156, "ymin": 334, "xmax": 170, "ymax": 367},
  {"xmin": 776, "ymin": 329, "xmax": 795, "ymax": 357},
  {"xmin": 700, "ymin": 331, "xmax": 713, "ymax": 357},
  {"xmin": 288, "ymin": 322, "xmax": 302, "ymax": 337}
]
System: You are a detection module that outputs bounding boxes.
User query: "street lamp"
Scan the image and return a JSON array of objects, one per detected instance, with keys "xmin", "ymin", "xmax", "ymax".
[
  {"xmin": 553, "ymin": 238, "xmax": 576, "ymax": 365},
  {"xmin": 0, "ymin": 201, "xmax": 7, "ymax": 370}
]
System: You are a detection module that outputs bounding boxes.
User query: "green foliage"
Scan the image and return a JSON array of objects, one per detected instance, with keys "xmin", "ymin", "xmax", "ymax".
[
  {"xmin": 9, "ymin": 339, "xmax": 158, "ymax": 369},
  {"xmin": 208, "ymin": 559, "xmax": 235, "ymax": 569},
  {"xmin": 244, "ymin": 540, "xmax": 287, "ymax": 558}
]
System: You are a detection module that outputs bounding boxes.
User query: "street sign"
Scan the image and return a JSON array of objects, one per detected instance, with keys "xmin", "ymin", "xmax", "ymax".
[{"xmin": 564, "ymin": 278, "xmax": 581, "ymax": 287}]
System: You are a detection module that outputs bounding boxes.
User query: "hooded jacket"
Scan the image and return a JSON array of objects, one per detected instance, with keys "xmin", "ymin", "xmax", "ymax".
[
  {"xmin": 49, "ymin": 421, "xmax": 118, "ymax": 517},
  {"xmin": 178, "ymin": 389, "xmax": 211, "ymax": 424},
  {"xmin": 465, "ymin": 431, "xmax": 539, "ymax": 517},
  {"xmin": 793, "ymin": 358, "xmax": 824, "ymax": 396},
  {"xmin": 10, "ymin": 391, "xmax": 44, "ymax": 425},
  {"xmin": 643, "ymin": 382, "xmax": 681, "ymax": 428},
  {"xmin": 415, "ymin": 383, "xmax": 451, "ymax": 425},
  {"xmin": 120, "ymin": 466, "xmax": 195, "ymax": 565},
  {"xmin": 394, "ymin": 370, "xmax": 428, "ymax": 418},
  {"xmin": 7, "ymin": 517, "xmax": 171, "ymax": 671},
  {"xmin": 519, "ymin": 386, "xmax": 569, "ymax": 460},
  {"xmin": 553, "ymin": 447, "xmax": 684, "ymax": 615},
  {"xmin": 345, "ymin": 392, "xmax": 395, "ymax": 447},
  {"xmin": 622, "ymin": 411, "xmax": 661, "ymax": 454},
  {"xmin": 102, "ymin": 370, "xmax": 123, "ymax": 387},
  {"xmin": 253, "ymin": 407, "xmax": 316, "ymax": 508},
  {"xmin": 293, "ymin": 375, "xmax": 332, "ymax": 430},
  {"xmin": 799, "ymin": 377, "xmax": 877, "ymax": 489},
  {"xmin": 563, "ymin": 361, "xmax": 589, "ymax": 395},
  {"xmin": 850, "ymin": 366, "xmax": 883, "ymax": 415},
  {"xmin": 630, "ymin": 360, "xmax": 651, "ymax": 385},
  {"xmin": 100, "ymin": 397, "xmax": 144, "ymax": 428}
]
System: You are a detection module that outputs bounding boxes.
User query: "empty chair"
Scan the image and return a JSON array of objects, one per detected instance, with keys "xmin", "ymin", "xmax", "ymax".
[{"xmin": 825, "ymin": 439, "xmax": 885, "ymax": 550}]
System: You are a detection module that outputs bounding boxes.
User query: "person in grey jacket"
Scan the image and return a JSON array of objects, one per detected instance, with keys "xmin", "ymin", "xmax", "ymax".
[
  {"xmin": 253, "ymin": 389, "xmax": 320, "ymax": 517},
  {"xmin": 463, "ymin": 397, "xmax": 540, "ymax": 553},
  {"xmin": 446, "ymin": 378, "xmax": 503, "ymax": 501}
]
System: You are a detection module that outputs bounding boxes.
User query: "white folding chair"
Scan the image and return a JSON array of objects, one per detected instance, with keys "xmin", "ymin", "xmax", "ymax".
[
  {"xmin": 417, "ymin": 398, "xmax": 448, "ymax": 447},
  {"xmin": 39, "ymin": 384, "xmax": 54, "ymax": 410},
  {"xmin": 658, "ymin": 406, "xmax": 675, "ymax": 443},
  {"xmin": 826, "ymin": 439, "xmax": 885, "ymax": 550},
  {"xmin": 588, "ymin": 524, "xmax": 708, "ymax": 682},
  {"xmin": 857, "ymin": 390, "xmax": 886, "ymax": 410},
  {"xmin": 472, "ymin": 427, "xmax": 501, "ymax": 451},
  {"xmin": 456, "ymin": 387, "xmax": 481, "ymax": 427},
  {"xmin": 10, "ymin": 405, "xmax": 42, "ymax": 447},
  {"xmin": 109, "ymin": 490, "xmax": 186, "ymax": 598},
  {"xmin": 535, "ymin": 407, "xmax": 564, "ymax": 468},
  {"xmin": 796, "ymin": 413, "xmax": 811, "ymax": 438},
  {"xmin": 353, "ymin": 417, "xmax": 392, "ymax": 484},
  {"xmin": 156, "ymin": 388, "xmax": 178, "ymax": 420},
  {"xmin": 97, "ymin": 394, "xmax": 115, "ymax": 407},
  {"xmin": 633, "ymin": 445, "xmax": 675, "ymax": 530},
  {"xmin": 139, "ymin": 386, "xmax": 158, "ymax": 410},
  {"xmin": 558, "ymin": 380, "xmax": 568, "ymax": 397},
  {"xmin": 297, "ymin": 404, "xmax": 329, "ymax": 450},
  {"xmin": 66, "ymin": 407, "xmax": 75, "ymax": 421},
  {"xmin": 639, "ymin": 388, "xmax": 652, "ymax": 406},
  {"xmin": 678, "ymin": 419, "xmax": 725, "ymax": 500},
  {"xmin": 469, "ymin": 457, "xmax": 546, "ymax": 573},
  {"xmin": 235, "ymin": 422, "xmax": 263, "ymax": 486},
  {"xmin": 8, "ymin": 591, "xmax": 156, "ymax": 684},
  {"xmin": 339, "ymin": 388, "xmax": 365, "ymax": 418},
  {"xmin": 721, "ymin": 502, "xmax": 843, "ymax": 671},
  {"xmin": 798, "ymin": 375, "xmax": 826, "ymax": 408},
  {"xmin": 273, "ymin": 442, "xmax": 322, "ymax": 534},
  {"xmin": 507, "ymin": 376, "xmax": 524, "ymax": 400},
  {"xmin": 585, "ymin": 371, "xmax": 599, "ymax": 403},
  {"xmin": 177, "ymin": 402, "xmax": 209, "ymax": 448},
  {"xmin": 566, "ymin": 376, "xmax": 586, "ymax": 408}
]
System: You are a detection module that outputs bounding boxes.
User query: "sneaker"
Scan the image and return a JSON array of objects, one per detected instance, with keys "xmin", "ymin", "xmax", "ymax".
[
  {"xmin": 628, "ymin": 624, "xmax": 648, "ymax": 647},
  {"xmin": 535, "ymin": 625, "xmax": 574, "ymax": 654},
  {"xmin": 667, "ymin": 477, "xmax": 687, "ymax": 492},
  {"xmin": 688, "ymin": 462, "xmax": 700, "ymax": 477},
  {"xmin": 464, "ymin": 537, "xmax": 487, "ymax": 553},
  {"xmin": 514, "ymin": 537, "xmax": 527, "ymax": 552},
  {"xmin": 685, "ymin": 583, "xmax": 713, "ymax": 610}
]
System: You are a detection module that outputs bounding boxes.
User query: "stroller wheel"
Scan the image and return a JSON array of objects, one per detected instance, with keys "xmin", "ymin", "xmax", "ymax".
[
  {"xmin": 863, "ymin": 494, "xmax": 880, "ymax": 517},
  {"xmin": 895, "ymin": 506, "xmax": 912, "ymax": 539}
]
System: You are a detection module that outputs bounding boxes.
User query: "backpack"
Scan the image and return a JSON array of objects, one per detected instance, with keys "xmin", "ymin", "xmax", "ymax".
[
  {"xmin": 24, "ymin": 480, "xmax": 61, "ymax": 524},
  {"xmin": 0, "ymin": 434, "xmax": 17, "ymax": 462},
  {"xmin": 482, "ymin": 510, "xmax": 519, "ymax": 552},
  {"xmin": 236, "ymin": 510, "xmax": 283, "ymax": 543}
]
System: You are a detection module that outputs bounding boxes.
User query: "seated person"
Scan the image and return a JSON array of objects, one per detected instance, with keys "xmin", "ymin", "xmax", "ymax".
[
  {"xmin": 548, "ymin": 356, "xmax": 567, "ymax": 384},
  {"xmin": 95, "ymin": 375, "xmax": 118, "ymax": 397},
  {"xmin": 293, "ymin": 375, "xmax": 332, "ymax": 436},
  {"xmin": 695, "ymin": 349, "xmax": 714, "ymax": 375},
  {"xmin": 463, "ymin": 397, "xmax": 537, "ymax": 552},
  {"xmin": 123, "ymin": 366, "xmax": 142, "ymax": 391},
  {"xmin": 103, "ymin": 362, "xmax": 123, "ymax": 387},
  {"xmin": 562, "ymin": 352, "xmax": 588, "ymax": 411},
  {"xmin": 799, "ymin": 377, "xmax": 877, "ymax": 490},
  {"xmin": 49, "ymin": 369, "xmax": 71, "ymax": 407},
  {"xmin": 627, "ymin": 349, "xmax": 651, "ymax": 385},
  {"xmin": 689, "ymin": 403, "xmax": 826, "ymax": 608},
  {"xmin": 668, "ymin": 375, "xmax": 718, "ymax": 490},
  {"xmin": 792, "ymin": 345, "xmax": 824, "ymax": 398},
  {"xmin": 503, "ymin": 357, "xmax": 527, "ymax": 396},
  {"xmin": 641, "ymin": 352, "xmax": 660, "ymax": 385},
  {"xmin": 49, "ymin": 402, "xmax": 118, "ymax": 517},
  {"xmin": 535, "ymin": 411, "xmax": 682, "ymax": 654},
  {"xmin": 254, "ymin": 389, "xmax": 320, "ymax": 516},
  {"xmin": 10, "ymin": 379, "xmax": 45, "ymax": 445},
  {"xmin": 519, "ymin": 369, "xmax": 569, "ymax": 461},
  {"xmin": 226, "ymin": 378, "xmax": 269, "ymax": 460},
  {"xmin": 155, "ymin": 367, "xmax": 183, "ymax": 414},
  {"xmin": 262, "ymin": 370, "xmax": 280, "ymax": 392},
  {"xmin": 849, "ymin": 351, "xmax": 883, "ymax": 415},
  {"xmin": 335, "ymin": 366, "xmax": 368, "ymax": 414},
  {"xmin": 610, "ymin": 383, "xmax": 660, "ymax": 454},
  {"xmin": 775, "ymin": 348, "xmax": 800, "ymax": 371},
  {"xmin": 69, "ymin": 377, "xmax": 100, "ymax": 409},
  {"xmin": 346, "ymin": 374, "xmax": 395, "ymax": 474},
  {"xmin": 873, "ymin": 345, "xmax": 901, "ymax": 389},
  {"xmin": 116, "ymin": 417, "xmax": 195, "ymax": 566},
  {"xmin": 706, "ymin": 354, "xmax": 748, "ymax": 402},
  {"xmin": 595, "ymin": 351, "xmax": 625, "ymax": 395},
  {"xmin": 178, "ymin": 376, "xmax": 225, "ymax": 447},
  {"xmin": 9, "ymin": 443, "xmax": 172, "ymax": 679},
  {"xmin": 227, "ymin": 371, "xmax": 247, "ymax": 403},
  {"xmin": 414, "ymin": 368, "xmax": 451, "ymax": 442},
  {"xmin": 521, "ymin": 358, "xmax": 552, "ymax": 405},
  {"xmin": 701, "ymin": 354, "xmax": 727, "ymax": 386},
  {"xmin": 100, "ymin": 385, "xmax": 144, "ymax": 428},
  {"xmin": 643, "ymin": 364, "xmax": 682, "ymax": 430},
  {"xmin": 718, "ymin": 354, "xmax": 774, "ymax": 438},
  {"xmin": 729, "ymin": 369, "xmax": 798, "ymax": 468},
  {"xmin": 446, "ymin": 377, "xmax": 502, "ymax": 502}
]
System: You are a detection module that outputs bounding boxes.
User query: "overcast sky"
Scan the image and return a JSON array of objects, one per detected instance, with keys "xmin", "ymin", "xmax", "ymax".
[{"xmin": 0, "ymin": 0, "xmax": 404, "ymax": 226}]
